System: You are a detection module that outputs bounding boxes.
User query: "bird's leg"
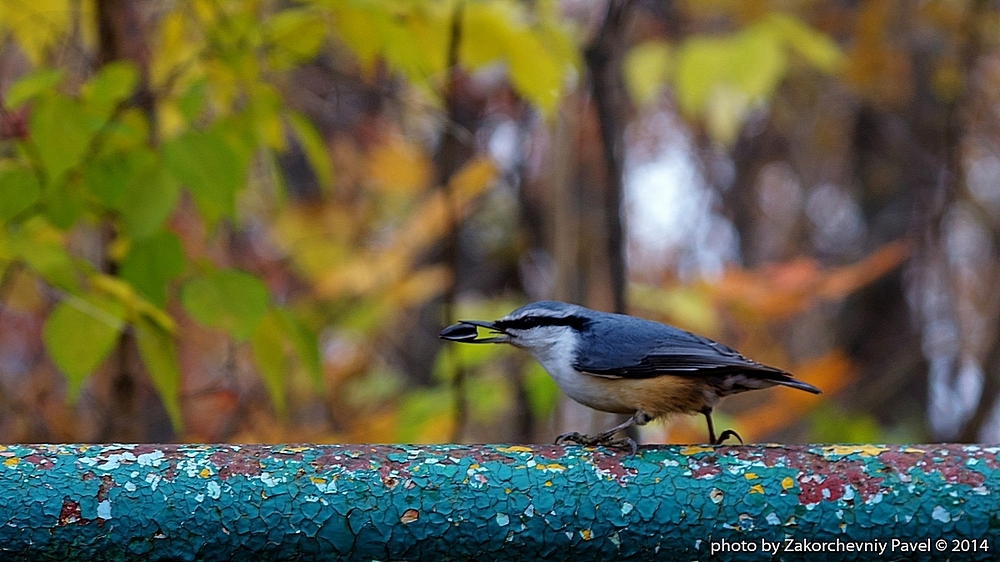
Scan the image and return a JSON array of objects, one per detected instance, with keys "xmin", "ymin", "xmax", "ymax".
[
  {"xmin": 702, "ymin": 408, "xmax": 717, "ymax": 444},
  {"xmin": 555, "ymin": 411, "xmax": 651, "ymax": 454},
  {"xmin": 702, "ymin": 407, "xmax": 743, "ymax": 445}
]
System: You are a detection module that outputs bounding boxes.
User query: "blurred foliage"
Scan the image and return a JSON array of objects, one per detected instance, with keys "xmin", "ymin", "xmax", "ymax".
[
  {"xmin": 0, "ymin": 0, "xmax": 576, "ymax": 441},
  {"xmin": 0, "ymin": 0, "xmax": 984, "ymax": 445},
  {"xmin": 625, "ymin": 12, "xmax": 842, "ymax": 144}
]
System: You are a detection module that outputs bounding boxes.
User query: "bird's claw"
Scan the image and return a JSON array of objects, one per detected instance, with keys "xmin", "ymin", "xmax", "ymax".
[
  {"xmin": 714, "ymin": 429, "xmax": 743, "ymax": 445},
  {"xmin": 555, "ymin": 432, "xmax": 638, "ymax": 455}
]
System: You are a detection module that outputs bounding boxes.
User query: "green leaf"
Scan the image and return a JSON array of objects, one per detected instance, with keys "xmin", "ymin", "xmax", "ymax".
[
  {"xmin": 43, "ymin": 176, "xmax": 85, "ymax": 229},
  {"xmin": 250, "ymin": 309, "xmax": 288, "ymax": 415},
  {"xmin": 82, "ymin": 151, "xmax": 133, "ymax": 209},
  {"xmin": 4, "ymin": 68, "xmax": 64, "ymax": 109},
  {"xmin": 29, "ymin": 94, "xmax": 94, "ymax": 183},
  {"xmin": 121, "ymin": 157, "xmax": 180, "ymax": 239},
  {"xmin": 82, "ymin": 61, "xmax": 139, "ymax": 119},
  {"xmin": 0, "ymin": 167, "xmax": 41, "ymax": 223},
  {"xmin": 729, "ymin": 27, "xmax": 787, "ymax": 101},
  {"xmin": 624, "ymin": 40, "xmax": 673, "ymax": 106},
  {"xmin": 176, "ymin": 80, "xmax": 208, "ymax": 124},
  {"xmin": 275, "ymin": 307, "xmax": 322, "ymax": 388},
  {"xmin": 43, "ymin": 295, "xmax": 125, "ymax": 400},
  {"xmin": 674, "ymin": 26, "xmax": 786, "ymax": 144},
  {"xmin": 265, "ymin": 9, "xmax": 327, "ymax": 69},
  {"xmin": 163, "ymin": 129, "xmax": 244, "ymax": 226},
  {"xmin": 287, "ymin": 112, "xmax": 333, "ymax": 192},
  {"xmin": 11, "ymin": 219, "xmax": 78, "ymax": 291},
  {"xmin": 119, "ymin": 230, "xmax": 185, "ymax": 307},
  {"xmin": 134, "ymin": 315, "xmax": 183, "ymax": 430},
  {"xmin": 180, "ymin": 269, "xmax": 269, "ymax": 341}
]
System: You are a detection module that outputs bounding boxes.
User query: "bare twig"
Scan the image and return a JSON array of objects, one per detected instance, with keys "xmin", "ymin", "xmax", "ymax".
[
  {"xmin": 584, "ymin": 0, "xmax": 633, "ymax": 314},
  {"xmin": 436, "ymin": 1, "xmax": 470, "ymax": 442}
]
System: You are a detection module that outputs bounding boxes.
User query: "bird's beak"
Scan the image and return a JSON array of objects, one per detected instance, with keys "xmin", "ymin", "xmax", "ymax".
[{"xmin": 439, "ymin": 320, "xmax": 509, "ymax": 343}]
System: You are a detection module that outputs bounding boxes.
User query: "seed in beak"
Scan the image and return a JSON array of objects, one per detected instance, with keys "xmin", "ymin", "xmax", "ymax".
[{"xmin": 439, "ymin": 322, "xmax": 481, "ymax": 342}]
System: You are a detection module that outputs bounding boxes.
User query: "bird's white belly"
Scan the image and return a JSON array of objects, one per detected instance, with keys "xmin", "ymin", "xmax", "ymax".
[
  {"xmin": 533, "ymin": 356, "xmax": 634, "ymax": 414},
  {"xmin": 517, "ymin": 326, "xmax": 635, "ymax": 414}
]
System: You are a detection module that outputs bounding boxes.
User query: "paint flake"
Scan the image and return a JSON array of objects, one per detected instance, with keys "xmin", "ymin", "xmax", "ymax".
[{"xmin": 932, "ymin": 506, "xmax": 951, "ymax": 523}]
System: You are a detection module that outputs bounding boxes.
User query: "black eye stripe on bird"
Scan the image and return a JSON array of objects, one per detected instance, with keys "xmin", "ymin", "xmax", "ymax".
[
  {"xmin": 440, "ymin": 300, "xmax": 821, "ymax": 453},
  {"xmin": 494, "ymin": 315, "xmax": 590, "ymax": 331}
]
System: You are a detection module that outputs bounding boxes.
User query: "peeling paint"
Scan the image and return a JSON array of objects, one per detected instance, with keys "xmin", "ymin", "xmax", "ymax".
[{"xmin": 0, "ymin": 444, "xmax": 994, "ymax": 561}]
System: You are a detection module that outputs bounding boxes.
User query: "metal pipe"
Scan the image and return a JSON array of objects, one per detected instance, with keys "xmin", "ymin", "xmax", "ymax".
[{"xmin": 0, "ymin": 443, "xmax": 996, "ymax": 560}]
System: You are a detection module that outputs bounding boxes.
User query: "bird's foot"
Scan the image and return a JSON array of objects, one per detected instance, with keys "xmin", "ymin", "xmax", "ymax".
[
  {"xmin": 555, "ymin": 432, "xmax": 638, "ymax": 455},
  {"xmin": 713, "ymin": 429, "xmax": 743, "ymax": 445}
]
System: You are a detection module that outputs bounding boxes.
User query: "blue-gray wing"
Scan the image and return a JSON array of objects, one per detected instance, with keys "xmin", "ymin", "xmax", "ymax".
[
  {"xmin": 570, "ymin": 314, "xmax": 821, "ymax": 393},
  {"xmin": 571, "ymin": 314, "xmax": 786, "ymax": 376}
]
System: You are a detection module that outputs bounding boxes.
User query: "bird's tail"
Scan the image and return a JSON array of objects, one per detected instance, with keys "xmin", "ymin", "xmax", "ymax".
[{"xmin": 772, "ymin": 376, "xmax": 822, "ymax": 394}]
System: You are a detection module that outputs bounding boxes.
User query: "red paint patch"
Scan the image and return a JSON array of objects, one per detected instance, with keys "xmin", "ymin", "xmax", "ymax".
[
  {"xmin": 590, "ymin": 450, "xmax": 637, "ymax": 485},
  {"xmin": 798, "ymin": 474, "xmax": 842, "ymax": 505},
  {"xmin": 879, "ymin": 448, "xmax": 986, "ymax": 486},
  {"xmin": 973, "ymin": 449, "xmax": 1000, "ymax": 470},
  {"xmin": 376, "ymin": 462, "xmax": 410, "ymax": 488},
  {"xmin": 796, "ymin": 458, "xmax": 883, "ymax": 506},
  {"xmin": 446, "ymin": 446, "xmax": 523, "ymax": 464},
  {"xmin": 842, "ymin": 464, "xmax": 883, "ymax": 502},
  {"xmin": 22, "ymin": 454, "xmax": 55, "ymax": 470},
  {"xmin": 688, "ymin": 458, "xmax": 722, "ymax": 479},
  {"xmin": 97, "ymin": 475, "xmax": 115, "ymax": 502},
  {"xmin": 57, "ymin": 499, "xmax": 86, "ymax": 526},
  {"xmin": 532, "ymin": 446, "xmax": 567, "ymax": 461},
  {"xmin": 209, "ymin": 450, "xmax": 263, "ymax": 480},
  {"xmin": 878, "ymin": 451, "xmax": 924, "ymax": 475},
  {"xmin": 935, "ymin": 458, "xmax": 986, "ymax": 487}
]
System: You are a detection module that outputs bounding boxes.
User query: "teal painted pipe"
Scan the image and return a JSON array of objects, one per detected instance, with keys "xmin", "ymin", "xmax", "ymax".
[{"xmin": 0, "ymin": 443, "xmax": 996, "ymax": 561}]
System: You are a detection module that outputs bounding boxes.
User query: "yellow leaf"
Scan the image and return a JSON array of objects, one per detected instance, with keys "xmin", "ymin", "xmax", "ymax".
[
  {"xmin": 460, "ymin": 2, "xmax": 571, "ymax": 115},
  {"xmin": 460, "ymin": 3, "xmax": 511, "ymax": 68},
  {"xmin": 265, "ymin": 8, "xmax": 327, "ymax": 69},
  {"xmin": 332, "ymin": 5, "xmax": 385, "ymax": 72},
  {"xmin": 704, "ymin": 85, "xmax": 753, "ymax": 146},
  {"xmin": 2, "ymin": 269, "xmax": 43, "ymax": 313},
  {"xmin": 151, "ymin": 11, "xmax": 201, "ymax": 91},
  {"xmin": 405, "ymin": 4, "xmax": 449, "ymax": 78},
  {"xmin": 366, "ymin": 139, "xmax": 432, "ymax": 194},
  {"xmin": 373, "ymin": 11, "xmax": 437, "ymax": 81},
  {"xmin": 624, "ymin": 40, "xmax": 673, "ymax": 106},
  {"xmin": 0, "ymin": 0, "xmax": 72, "ymax": 66},
  {"xmin": 506, "ymin": 28, "xmax": 563, "ymax": 115},
  {"xmin": 764, "ymin": 13, "xmax": 844, "ymax": 73},
  {"xmin": 288, "ymin": 113, "xmax": 334, "ymax": 192},
  {"xmin": 448, "ymin": 156, "xmax": 496, "ymax": 198}
]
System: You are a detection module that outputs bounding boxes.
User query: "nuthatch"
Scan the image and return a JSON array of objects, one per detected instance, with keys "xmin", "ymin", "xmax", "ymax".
[{"xmin": 440, "ymin": 301, "xmax": 820, "ymax": 452}]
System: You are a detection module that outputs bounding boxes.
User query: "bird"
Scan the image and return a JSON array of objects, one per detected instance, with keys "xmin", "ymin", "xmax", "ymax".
[{"xmin": 439, "ymin": 300, "xmax": 821, "ymax": 452}]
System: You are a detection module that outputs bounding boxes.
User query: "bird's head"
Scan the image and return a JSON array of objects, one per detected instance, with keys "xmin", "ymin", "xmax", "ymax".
[{"xmin": 439, "ymin": 301, "xmax": 591, "ymax": 353}]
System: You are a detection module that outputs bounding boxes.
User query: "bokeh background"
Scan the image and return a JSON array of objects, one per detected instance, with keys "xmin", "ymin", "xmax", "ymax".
[{"xmin": 0, "ymin": 0, "xmax": 997, "ymax": 445}]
